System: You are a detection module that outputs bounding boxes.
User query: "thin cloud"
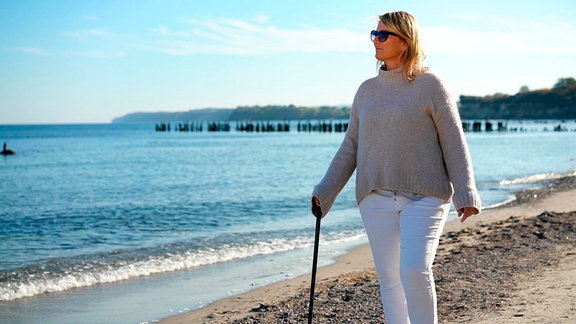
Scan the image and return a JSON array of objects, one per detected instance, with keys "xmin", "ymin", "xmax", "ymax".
[
  {"xmin": 423, "ymin": 15, "xmax": 576, "ymax": 55},
  {"xmin": 13, "ymin": 46, "xmax": 124, "ymax": 58},
  {"xmin": 67, "ymin": 50, "xmax": 125, "ymax": 58},
  {"xmin": 254, "ymin": 14, "xmax": 269, "ymax": 24},
  {"xmin": 62, "ymin": 28, "xmax": 112, "ymax": 40},
  {"xmin": 83, "ymin": 15, "xmax": 99, "ymax": 22},
  {"xmin": 13, "ymin": 28, "xmax": 125, "ymax": 58},
  {"xmin": 13, "ymin": 47, "xmax": 52, "ymax": 56},
  {"xmin": 151, "ymin": 25, "xmax": 191, "ymax": 38},
  {"xmin": 148, "ymin": 17, "xmax": 368, "ymax": 56}
]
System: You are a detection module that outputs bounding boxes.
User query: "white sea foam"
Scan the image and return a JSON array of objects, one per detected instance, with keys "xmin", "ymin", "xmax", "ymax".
[
  {"xmin": 0, "ymin": 230, "xmax": 365, "ymax": 301},
  {"xmin": 482, "ymin": 196, "xmax": 517, "ymax": 210},
  {"xmin": 499, "ymin": 170, "xmax": 576, "ymax": 186}
]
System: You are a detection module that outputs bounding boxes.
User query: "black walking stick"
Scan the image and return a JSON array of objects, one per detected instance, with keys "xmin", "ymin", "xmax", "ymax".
[{"xmin": 308, "ymin": 207, "xmax": 322, "ymax": 324}]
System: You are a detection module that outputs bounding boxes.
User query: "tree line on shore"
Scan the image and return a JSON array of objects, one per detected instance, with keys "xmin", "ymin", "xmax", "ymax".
[
  {"xmin": 112, "ymin": 78, "xmax": 575, "ymax": 124},
  {"xmin": 458, "ymin": 77, "xmax": 576, "ymax": 119},
  {"xmin": 112, "ymin": 105, "xmax": 350, "ymax": 123}
]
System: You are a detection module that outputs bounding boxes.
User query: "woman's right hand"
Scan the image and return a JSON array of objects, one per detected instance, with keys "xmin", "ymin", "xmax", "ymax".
[{"xmin": 311, "ymin": 196, "xmax": 323, "ymax": 218}]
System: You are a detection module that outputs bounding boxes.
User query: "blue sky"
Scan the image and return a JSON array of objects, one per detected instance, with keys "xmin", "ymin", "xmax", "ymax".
[{"xmin": 1, "ymin": 0, "xmax": 575, "ymax": 124}]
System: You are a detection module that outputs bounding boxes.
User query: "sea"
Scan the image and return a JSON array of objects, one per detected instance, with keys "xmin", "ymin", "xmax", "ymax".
[{"xmin": 1, "ymin": 120, "xmax": 575, "ymax": 324}]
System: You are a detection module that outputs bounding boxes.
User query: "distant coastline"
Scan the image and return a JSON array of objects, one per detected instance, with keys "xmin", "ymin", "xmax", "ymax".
[
  {"xmin": 111, "ymin": 105, "xmax": 351, "ymax": 124},
  {"xmin": 112, "ymin": 77, "xmax": 576, "ymax": 124}
]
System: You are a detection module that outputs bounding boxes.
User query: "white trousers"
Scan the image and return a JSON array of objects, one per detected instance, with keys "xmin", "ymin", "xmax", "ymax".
[{"xmin": 359, "ymin": 189, "xmax": 449, "ymax": 324}]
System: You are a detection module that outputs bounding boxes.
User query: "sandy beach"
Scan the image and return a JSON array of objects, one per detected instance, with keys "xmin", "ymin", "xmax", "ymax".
[{"xmin": 161, "ymin": 176, "xmax": 576, "ymax": 323}]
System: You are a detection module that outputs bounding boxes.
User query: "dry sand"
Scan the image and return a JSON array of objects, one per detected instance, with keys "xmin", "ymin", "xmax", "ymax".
[{"xmin": 161, "ymin": 178, "xmax": 576, "ymax": 323}]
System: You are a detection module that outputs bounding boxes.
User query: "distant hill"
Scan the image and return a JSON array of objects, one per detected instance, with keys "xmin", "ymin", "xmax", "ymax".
[
  {"xmin": 111, "ymin": 105, "xmax": 350, "ymax": 124},
  {"xmin": 111, "ymin": 108, "xmax": 234, "ymax": 124},
  {"xmin": 459, "ymin": 77, "xmax": 576, "ymax": 120},
  {"xmin": 112, "ymin": 77, "xmax": 576, "ymax": 123}
]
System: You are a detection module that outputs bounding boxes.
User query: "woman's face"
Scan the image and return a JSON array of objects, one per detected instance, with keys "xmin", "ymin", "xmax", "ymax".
[{"xmin": 373, "ymin": 21, "xmax": 406, "ymax": 70}]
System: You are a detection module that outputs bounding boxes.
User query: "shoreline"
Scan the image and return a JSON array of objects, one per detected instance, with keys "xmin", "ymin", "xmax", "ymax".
[{"xmin": 161, "ymin": 176, "xmax": 576, "ymax": 323}]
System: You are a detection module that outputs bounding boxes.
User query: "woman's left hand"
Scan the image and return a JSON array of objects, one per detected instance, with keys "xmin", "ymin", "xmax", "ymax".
[{"xmin": 457, "ymin": 206, "xmax": 479, "ymax": 223}]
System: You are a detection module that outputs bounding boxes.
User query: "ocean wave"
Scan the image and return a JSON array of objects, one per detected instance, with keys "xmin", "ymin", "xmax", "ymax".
[
  {"xmin": 499, "ymin": 169, "xmax": 576, "ymax": 186},
  {"xmin": 481, "ymin": 195, "xmax": 517, "ymax": 210},
  {"xmin": 0, "ymin": 229, "xmax": 365, "ymax": 301}
]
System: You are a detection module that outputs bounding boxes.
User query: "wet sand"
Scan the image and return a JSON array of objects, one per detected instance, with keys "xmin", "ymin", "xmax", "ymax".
[{"xmin": 161, "ymin": 176, "xmax": 576, "ymax": 323}]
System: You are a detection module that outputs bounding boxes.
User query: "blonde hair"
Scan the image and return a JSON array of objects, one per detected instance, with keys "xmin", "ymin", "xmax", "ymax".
[{"xmin": 378, "ymin": 11, "xmax": 427, "ymax": 81}]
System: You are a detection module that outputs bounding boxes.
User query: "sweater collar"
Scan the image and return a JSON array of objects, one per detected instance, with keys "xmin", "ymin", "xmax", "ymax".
[{"xmin": 378, "ymin": 66, "xmax": 406, "ymax": 83}]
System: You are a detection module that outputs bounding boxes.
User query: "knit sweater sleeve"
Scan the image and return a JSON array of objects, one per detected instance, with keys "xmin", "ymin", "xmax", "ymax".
[
  {"xmin": 311, "ymin": 94, "xmax": 360, "ymax": 216},
  {"xmin": 429, "ymin": 74, "xmax": 482, "ymax": 211}
]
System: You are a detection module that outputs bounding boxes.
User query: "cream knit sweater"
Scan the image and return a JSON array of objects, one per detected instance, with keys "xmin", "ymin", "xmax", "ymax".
[{"xmin": 312, "ymin": 67, "xmax": 482, "ymax": 216}]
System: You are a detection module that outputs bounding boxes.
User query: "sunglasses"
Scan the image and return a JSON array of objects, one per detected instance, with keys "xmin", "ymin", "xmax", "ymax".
[{"xmin": 370, "ymin": 30, "xmax": 402, "ymax": 42}]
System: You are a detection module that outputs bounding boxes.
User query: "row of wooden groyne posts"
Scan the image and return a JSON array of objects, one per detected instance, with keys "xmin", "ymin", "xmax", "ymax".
[
  {"xmin": 154, "ymin": 120, "xmax": 575, "ymax": 133},
  {"xmin": 155, "ymin": 120, "xmax": 349, "ymax": 133}
]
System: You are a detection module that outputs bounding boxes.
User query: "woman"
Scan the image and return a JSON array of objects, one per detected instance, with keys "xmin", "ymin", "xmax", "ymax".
[{"xmin": 311, "ymin": 11, "xmax": 481, "ymax": 324}]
